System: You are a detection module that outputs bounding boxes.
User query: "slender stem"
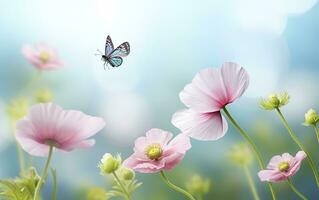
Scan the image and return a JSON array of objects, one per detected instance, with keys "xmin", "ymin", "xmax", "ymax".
[
  {"xmin": 222, "ymin": 107, "xmax": 277, "ymax": 200},
  {"xmin": 160, "ymin": 171, "xmax": 196, "ymax": 200},
  {"xmin": 51, "ymin": 168, "xmax": 57, "ymax": 200},
  {"xmin": 276, "ymin": 108, "xmax": 319, "ymax": 187},
  {"xmin": 112, "ymin": 171, "xmax": 131, "ymax": 200},
  {"xmin": 243, "ymin": 166, "xmax": 260, "ymax": 200},
  {"xmin": 313, "ymin": 125, "xmax": 319, "ymax": 144},
  {"xmin": 33, "ymin": 145, "xmax": 54, "ymax": 200},
  {"xmin": 287, "ymin": 178, "xmax": 308, "ymax": 200}
]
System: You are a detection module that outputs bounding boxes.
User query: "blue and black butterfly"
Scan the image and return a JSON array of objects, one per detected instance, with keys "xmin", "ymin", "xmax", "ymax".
[{"xmin": 96, "ymin": 35, "xmax": 130, "ymax": 69}]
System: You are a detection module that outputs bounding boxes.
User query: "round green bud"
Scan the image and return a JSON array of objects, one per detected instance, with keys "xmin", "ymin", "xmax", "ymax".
[
  {"xmin": 304, "ymin": 109, "xmax": 319, "ymax": 126},
  {"xmin": 99, "ymin": 153, "xmax": 121, "ymax": 175},
  {"xmin": 119, "ymin": 167, "xmax": 135, "ymax": 181}
]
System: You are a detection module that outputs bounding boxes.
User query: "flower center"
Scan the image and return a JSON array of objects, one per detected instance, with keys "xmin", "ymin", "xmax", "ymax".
[
  {"xmin": 45, "ymin": 139, "xmax": 60, "ymax": 148},
  {"xmin": 278, "ymin": 162, "xmax": 290, "ymax": 172},
  {"xmin": 39, "ymin": 51, "xmax": 50, "ymax": 63},
  {"xmin": 145, "ymin": 143, "xmax": 162, "ymax": 160}
]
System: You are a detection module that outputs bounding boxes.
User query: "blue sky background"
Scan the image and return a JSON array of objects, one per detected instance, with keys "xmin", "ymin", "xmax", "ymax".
[{"xmin": 1, "ymin": 0, "xmax": 319, "ymax": 199}]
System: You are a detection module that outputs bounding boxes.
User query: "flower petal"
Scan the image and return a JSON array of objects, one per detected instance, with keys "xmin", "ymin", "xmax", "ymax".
[
  {"xmin": 165, "ymin": 134, "xmax": 191, "ymax": 154},
  {"xmin": 171, "ymin": 109, "xmax": 228, "ymax": 141},
  {"xmin": 145, "ymin": 128, "xmax": 173, "ymax": 146}
]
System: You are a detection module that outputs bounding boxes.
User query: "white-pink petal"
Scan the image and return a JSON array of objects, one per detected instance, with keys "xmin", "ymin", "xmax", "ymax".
[{"xmin": 171, "ymin": 109, "xmax": 228, "ymax": 141}]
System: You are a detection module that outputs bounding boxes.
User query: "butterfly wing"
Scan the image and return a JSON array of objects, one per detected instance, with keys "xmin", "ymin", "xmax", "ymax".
[
  {"xmin": 109, "ymin": 42, "xmax": 130, "ymax": 57},
  {"xmin": 105, "ymin": 35, "xmax": 114, "ymax": 55},
  {"xmin": 107, "ymin": 57, "xmax": 123, "ymax": 67}
]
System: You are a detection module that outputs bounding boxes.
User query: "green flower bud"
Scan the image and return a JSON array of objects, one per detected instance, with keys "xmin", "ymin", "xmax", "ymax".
[
  {"xmin": 185, "ymin": 174, "xmax": 210, "ymax": 196},
  {"xmin": 87, "ymin": 187, "xmax": 108, "ymax": 200},
  {"xmin": 35, "ymin": 88, "xmax": 53, "ymax": 103},
  {"xmin": 303, "ymin": 109, "xmax": 319, "ymax": 126},
  {"xmin": 228, "ymin": 143, "xmax": 253, "ymax": 166},
  {"xmin": 6, "ymin": 98, "xmax": 29, "ymax": 121},
  {"xmin": 98, "ymin": 153, "xmax": 121, "ymax": 175},
  {"xmin": 259, "ymin": 92, "xmax": 290, "ymax": 110},
  {"xmin": 118, "ymin": 167, "xmax": 135, "ymax": 181}
]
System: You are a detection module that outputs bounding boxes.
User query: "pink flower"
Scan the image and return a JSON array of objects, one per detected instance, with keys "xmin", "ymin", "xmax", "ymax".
[
  {"xmin": 258, "ymin": 151, "xmax": 306, "ymax": 182},
  {"xmin": 123, "ymin": 128, "xmax": 191, "ymax": 173},
  {"xmin": 15, "ymin": 103, "xmax": 106, "ymax": 157},
  {"xmin": 171, "ymin": 62, "xmax": 249, "ymax": 141},
  {"xmin": 22, "ymin": 43, "xmax": 64, "ymax": 70}
]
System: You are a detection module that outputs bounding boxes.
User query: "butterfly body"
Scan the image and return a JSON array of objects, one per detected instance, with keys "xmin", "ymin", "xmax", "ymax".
[{"xmin": 97, "ymin": 35, "xmax": 130, "ymax": 69}]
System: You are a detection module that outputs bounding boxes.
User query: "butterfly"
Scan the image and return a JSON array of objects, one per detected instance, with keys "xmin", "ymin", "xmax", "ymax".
[{"xmin": 96, "ymin": 35, "xmax": 130, "ymax": 69}]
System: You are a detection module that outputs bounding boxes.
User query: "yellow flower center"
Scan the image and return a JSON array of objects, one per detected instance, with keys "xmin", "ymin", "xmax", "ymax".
[
  {"xmin": 39, "ymin": 51, "xmax": 50, "ymax": 63},
  {"xmin": 268, "ymin": 94, "xmax": 280, "ymax": 106},
  {"xmin": 278, "ymin": 162, "xmax": 290, "ymax": 172},
  {"xmin": 145, "ymin": 143, "xmax": 162, "ymax": 160}
]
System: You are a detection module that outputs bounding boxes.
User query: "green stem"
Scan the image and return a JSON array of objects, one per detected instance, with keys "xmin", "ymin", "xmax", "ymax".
[
  {"xmin": 222, "ymin": 107, "xmax": 276, "ymax": 200},
  {"xmin": 112, "ymin": 171, "xmax": 131, "ymax": 200},
  {"xmin": 33, "ymin": 145, "xmax": 54, "ymax": 200},
  {"xmin": 51, "ymin": 168, "xmax": 57, "ymax": 200},
  {"xmin": 160, "ymin": 171, "xmax": 196, "ymax": 200},
  {"xmin": 276, "ymin": 108, "xmax": 319, "ymax": 187},
  {"xmin": 243, "ymin": 166, "xmax": 260, "ymax": 200},
  {"xmin": 313, "ymin": 125, "xmax": 319, "ymax": 144},
  {"xmin": 287, "ymin": 178, "xmax": 308, "ymax": 200}
]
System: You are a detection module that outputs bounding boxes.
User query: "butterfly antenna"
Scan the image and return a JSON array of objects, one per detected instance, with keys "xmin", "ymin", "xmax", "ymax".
[{"xmin": 95, "ymin": 49, "xmax": 103, "ymax": 56}]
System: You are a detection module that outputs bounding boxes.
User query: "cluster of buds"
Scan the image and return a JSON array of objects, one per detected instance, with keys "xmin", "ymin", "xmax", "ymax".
[
  {"xmin": 185, "ymin": 174, "xmax": 210, "ymax": 197},
  {"xmin": 98, "ymin": 153, "xmax": 134, "ymax": 181},
  {"xmin": 227, "ymin": 143, "xmax": 253, "ymax": 167},
  {"xmin": 259, "ymin": 92, "xmax": 290, "ymax": 110}
]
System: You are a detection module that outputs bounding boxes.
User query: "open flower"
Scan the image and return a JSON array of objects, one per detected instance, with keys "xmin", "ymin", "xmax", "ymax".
[
  {"xmin": 15, "ymin": 103, "xmax": 105, "ymax": 157},
  {"xmin": 258, "ymin": 151, "xmax": 306, "ymax": 182},
  {"xmin": 22, "ymin": 43, "xmax": 64, "ymax": 70},
  {"xmin": 171, "ymin": 62, "xmax": 249, "ymax": 140},
  {"xmin": 123, "ymin": 128, "xmax": 191, "ymax": 173}
]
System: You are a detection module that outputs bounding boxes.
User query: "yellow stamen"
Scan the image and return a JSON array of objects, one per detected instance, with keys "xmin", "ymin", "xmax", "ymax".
[
  {"xmin": 278, "ymin": 162, "xmax": 289, "ymax": 172},
  {"xmin": 145, "ymin": 143, "xmax": 162, "ymax": 160},
  {"xmin": 39, "ymin": 51, "xmax": 50, "ymax": 63}
]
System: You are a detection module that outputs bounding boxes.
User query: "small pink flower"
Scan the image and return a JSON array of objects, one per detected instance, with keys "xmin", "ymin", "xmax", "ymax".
[
  {"xmin": 123, "ymin": 128, "xmax": 191, "ymax": 173},
  {"xmin": 15, "ymin": 103, "xmax": 106, "ymax": 157},
  {"xmin": 258, "ymin": 151, "xmax": 307, "ymax": 182},
  {"xmin": 22, "ymin": 43, "xmax": 64, "ymax": 70},
  {"xmin": 172, "ymin": 62, "xmax": 249, "ymax": 141}
]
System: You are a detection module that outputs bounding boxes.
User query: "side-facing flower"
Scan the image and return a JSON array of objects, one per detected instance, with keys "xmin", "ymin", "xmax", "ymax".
[
  {"xmin": 123, "ymin": 128, "xmax": 191, "ymax": 173},
  {"xmin": 259, "ymin": 92, "xmax": 290, "ymax": 110},
  {"xmin": 303, "ymin": 109, "xmax": 319, "ymax": 126},
  {"xmin": 15, "ymin": 102, "xmax": 106, "ymax": 157},
  {"xmin": 258, "ymin": 151, "xmax": 306, "ymax": 182},
  {"xmin": 22, "ymin": 43, "xmax": 64, "ymax": 70},
  {"xmin": 99, "ymin": 153, "xmax": 121, "ymax": 175},
  {"xmin": 171, "ymin": 62, "xmax": 249, "ymax": 140}
]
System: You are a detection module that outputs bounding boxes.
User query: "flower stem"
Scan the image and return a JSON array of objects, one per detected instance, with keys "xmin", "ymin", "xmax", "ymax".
[
  {"xmin": 276, "ymin": 108, "xmax": 319, "ymax": 187},
  {"xmin": 112, "ymin": 171, "xmax": 131, "ymax": 200},
  {"xmin": 313, "ymin": 125, "xmax": 319, "ymax": 144},
  {"xmin": 243, "ymin": 166, "xmax": 260, "ymax": 200},
  {"xmin": 51, "ymin": 168, "xmax": 57, "ymax": 200},
  {"xmin": 33, "ymin": 145, "xmax": 54, "ymax": 200},
  {"xmin": 287, "ymin": 178, "xmax": 308, "ymax": 200},
  {"xmin": 160, "ymin": 171, "xmax": 196, "ymax": 200},
  {"xmin": 222, "ymin": 107, "xmax": 276, "ymax": 200}
]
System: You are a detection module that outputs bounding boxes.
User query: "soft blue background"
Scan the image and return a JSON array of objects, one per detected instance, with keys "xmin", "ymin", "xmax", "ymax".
[{"xmin": 1, "ymin": 0, "xmax": 319, "ymax": 199}]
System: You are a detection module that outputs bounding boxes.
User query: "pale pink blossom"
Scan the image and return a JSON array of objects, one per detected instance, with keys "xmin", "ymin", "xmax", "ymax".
[
  {"xmin": 258, "ymin": 151, "xmax": 306, "ymax": 182},
  {"xmin": 172, "ymin": 62, "xmax": 249, "ymax": 140},
  {"xmin": 123, "ymin": 128, "xmax": 191, "ymax": 173},
  {"xmin": 22, "ymin": 43, "xmax": 64, "ymax": 70},
  {"xmin": 15, "ymin": 103, "xmax": 106, "ymax": 157}
]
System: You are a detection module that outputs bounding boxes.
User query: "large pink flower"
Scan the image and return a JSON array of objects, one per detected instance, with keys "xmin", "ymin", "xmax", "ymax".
[
  {"xmin": 172, "ymin": 62, "xmax": 249, "ymax": 140},
  {"xmin": 258, "ymin": 151, "xmax": 306, "ymax": 182},
  {"xmin": 15, "ymin": 103, "xmax": 106, "ymax": 157},
  {"xmin": 123, "ymin": 128, "xmax": 191, "ymax": 173},
  {"xmin": 22, "ymin": 43, "xmax": 64, "ymax": 70}
]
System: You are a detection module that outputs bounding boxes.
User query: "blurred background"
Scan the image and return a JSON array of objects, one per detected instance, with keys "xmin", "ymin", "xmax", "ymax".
[{"xmin": 1, "ymin": 0, "xmax": 319, "ymax": 199}]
